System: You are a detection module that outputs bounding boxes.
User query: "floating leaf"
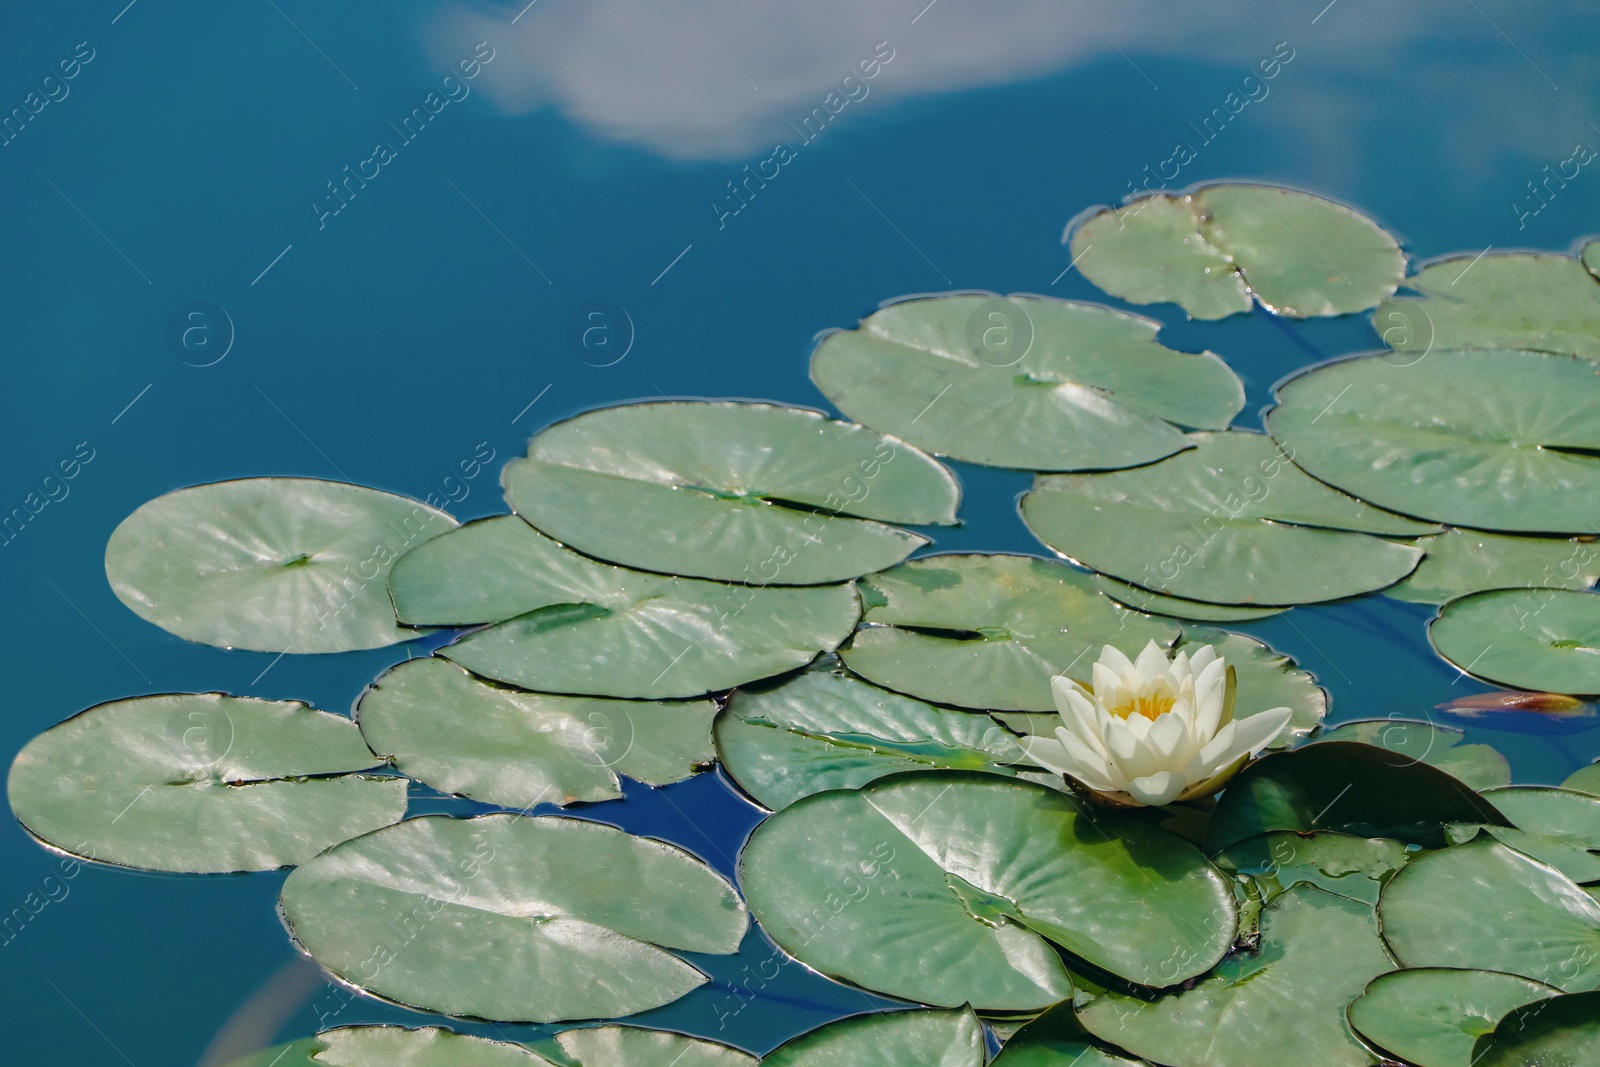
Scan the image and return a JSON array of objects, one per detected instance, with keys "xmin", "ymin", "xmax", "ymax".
[
  {"xmin": 839, "ymin": 553, "xmax": 1179, "ymax": 712},
  {"xmin": 1447, "ymin": 786, "xmax": 1600, "ymax": 885},
  {"xmin": 1375, "ymin": 252, "xmax": 1600, "ymax": 359},
  {"xmin": 224, "ymin": 1027, "xmax": 554, "ymax": 1067},
  {"xmin": 990, "ymin": 1003, "xmax": 1147, "ymax": 1067},
  {"xmin": 1387, "ymin": 528, "xmax": 1600, "ymax": 604},
  {"xmin": 1021, "ymin": 432, "xmax": 1426, "ymax": 606},
  {"xmin": 1069, "ymin": 184, "xmax": 1405, "ymax": 320},
  {"xmin": 1205, "ymin": 741, "xmax": 1509, "ymax": 854},
  {"xmin": 1378, "ymin": 837, "xmax": 1600, "ymax": 990},
  {"xmin": 501, "ymin": 401, "xmax": 956, "ymax": 584},
  {"xmin": 1346, "ymin": 968, "xmax": 1559, "ymax": 1067},
  {"xmin": 761, "ymin": 1008, "xmax": 985, "ymax": 1067},
  {"xmin": 809, "ymin": 293, "xmax": 1243, "ymax": 470},
  {"xmin": 1182, "ymin": 627, "xmax": 1326, "ymax": 748},
  {"xmin": 1215, "ymin": 831, "xmax": 1411, "ymax": 907},
  {"xmin": 1430, "ymin": 589, "xmax": 1600, "ymax": 695},
  {"xmin": 279, "ymin": 813, "xmax": 748, "ymax": 1022},
  {"xmin": 1265, "ymin": 349, "xmax": 1600, "ymax": 533},
  {"xmin": 1471, "ymin": 990, "xmax": 1600, "ymax": 1067},
  {"xmin": 1094, "ymin": 575, "xmax": 1287, "ymax": 622},
  {"xmin": 1568, "ymin": 761, "xmax": 1600, "ymax": 794},
  {"xmin": 1078, "ymin": 886, "xmax": 1397, "ymax": 1067},
  {"xmin": 740, "ymin": 771, "xmax": 1235, "ymax": 1008},
  {"xmin": 555, "ymin": 1026, "xmax": 755, "ymax": 1067},
  {"xmin": 358, "ymin": 658, "xmax": 715, "ymax": 809},
  {"xmin": 105, "ymin": 477, "xmax": 456, "ymax": 653},
  {"xmin": 6, "ymin": 693, "xmax": 404, "ymax": 873},
  {"xmin": 1316, "ymin": 719, "xmax": 1512, "ymax": 790},
  {"xmin": 715, "ymin": 663, "xmax": 1031, "ymax": 811},
  {"xmin": 391, "ymin": 517, "xmax": 861, "ymax": 699}
]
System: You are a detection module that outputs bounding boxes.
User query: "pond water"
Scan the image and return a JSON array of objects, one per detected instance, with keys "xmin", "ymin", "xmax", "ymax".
[{"xmin": 2, "ymin": 1, "xmax": 1598, "ymax": 1062}]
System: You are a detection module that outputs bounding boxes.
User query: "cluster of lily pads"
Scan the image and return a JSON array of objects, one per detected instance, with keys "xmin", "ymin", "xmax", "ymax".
[{"xmin": 8, "ymin": 182, "xmax": 1600, "ymax": 1066}]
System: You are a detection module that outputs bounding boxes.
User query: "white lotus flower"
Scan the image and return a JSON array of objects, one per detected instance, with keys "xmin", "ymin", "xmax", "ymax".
[{"xmin": 1020, "ymin": 640, "xmax": 1293, "ymax": 807}]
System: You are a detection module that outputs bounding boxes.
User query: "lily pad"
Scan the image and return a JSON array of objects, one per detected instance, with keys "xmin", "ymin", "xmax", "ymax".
[
  {"xmin": 1205, "ymin": 741, "xmax": 1510, "ymax": 853},
  {"xmin": 1470, "ymin": 989, "xmax": 1600, "ymax": 1067},
  {"xmin": 1215, "ymin": 831, "xmax": 1411, "ymax": 907},
  {"xmin": 809, "ymin": 293, "xmax": 1243, "ymax": 470},
  {"xmin": 1094, "ymin": 575, "xmax": 1287, "ymax": 622},
  {"xmin": 278, "ymin": 813, "xmax": 748, "ymax": 1022},
  {"xmin": 1448, "ymin": 786, "xmax": 1600, "ymax": 885},
  {"xmin": 501, "ymin": 401, "xmax": 956, "ymax": 584},
  {"xmin": 739, "ymin": 771, "xmax": 1236, "ymax": 1007},
  {"xmin": 1078, "ymin": 885, "xmax": 1398, "ymax": 1067},
  {"xmin": 1068, "ymin": 184, "xmax": 1405, "ymax": 320},
  {"xmin": 1430, "ymin": 589, "xmax": 1600, "ymax": 695},
  {"xmin": 1387, "ymin": 528, "xmax": 1600, "ymax": 604},
  {"xmin": 838, "ymin": 553, "xmax": 1179, "ymax": 712},
  {"xmin": 6, "ymin": 693, "xmax": 405, "ymax": 873},
  {"xmin": 105, "ymin": 477, "xmax": 456, "ymax": 653},
  {"xmin": 555, "ymin": 1026, "xmax": 755, "ymax": 1067},
  {"xmin": 1181, "ymin": 627, "xmax": 1326, "ymax": 748},
  {"xmin": 715, "ymin": 663, "xmax": 1031, "ymax": 811},
  {"xmin": 357, "ymin": 657, "xmax": 716, "ymax": 809},
  {"xmin": 990, "ymin": 1003, "xmax": 1147, "ymax": 1067},
  {"xmin": 224, "ymin": 1027, "xmax": 555, "ymax": 1067},
  {"xmin": 1378, "ymin": 836, "xmax": 1600, "ymax": 990},
  {"xmin": 390, "ymin": 517, "xmax": 861, "ymax": 699},
  {"xmin": 1021, "ymin": 432, "xmax": 1427, "ymax": 606},
  {"xmin": 1568, "ymin": 761, "xmax": 1600, "ymax": 794},
  {"xmin": 1346, "ymin": 968, "xmax": 1559, "ymax": 1067},
  {"xmin": 1264, "ymin": 349, "xmax": 1600, "ymax": 533},
  {"xmin": 761, "ymin": 1008, "xmax": 985, "ymax": 1067},
  {"xmin": 1375, "ymin": 252, "xmax": 1600, "ymax": 359},
  {"xmin": 1316, "ymin": 719, "xmax": 1512, "ymax": 790}
]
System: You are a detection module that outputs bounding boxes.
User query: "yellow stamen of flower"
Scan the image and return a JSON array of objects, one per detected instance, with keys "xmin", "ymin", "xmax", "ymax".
[{"xmin": 1111, "ymin": 693, "xmax": 1177, "ymax": 721}]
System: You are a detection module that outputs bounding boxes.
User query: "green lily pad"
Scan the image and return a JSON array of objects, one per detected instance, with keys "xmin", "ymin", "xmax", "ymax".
[
  {"xmin": 1346, "ymin": 968, "xmax": 1560, "ymax": 1067},
  {"xmin": 761, "ymin": 1008, "xmax": 985, "ymax": 1067},
  {"xmin": 1316, "ymin": 719, "xmax": 1512, "ymax": 790},
  {"xmin": 501, "ymin": 401, "xmax": 956, "ymax": 584},
  {"xmin": 1078, "ymin": 885, "xmax": 1398, "ymax": 1067},
  {"xmin": 739, "ymin": 771, "xmax": 1236, "ymax": 1008},
  {"xmin": 1021, "ymin": 432, "xmax": 1427, "ymax": 606},
  {"xmin": 390, "ymin": 517, "xmax": 861, "ymax": 699},
  {"xmin": 6, "ymin": 693, "xmax": 405, "ymax": 874},
  {"xmin": 224, "ymin": 1027, "xmax": 555, "ymax": 1067},
  {"xmin": 1567, "ymin": 761, "xmax": 1600, "ymax": 794},
  {"xmin": 1447, "ymin": 824, "xmax": 1600, "ymax": 887},
  {"xmin": 1471, "ymin": 990, "xmax": 1600, "ymax": 1067},
  {"xmin": 105, "ymin": 477, "xmax": 456, "ymax": 653},
  {"xmin": 990, "ymin": 1003, "xmax": 1147, "ymax": 1067},
  {"xmin": 1430, "ymin": 589, "xmax": 1600, "ymax": 695},
  {"xmin": 278, "ymin": 813, "xmax": 748, "ymax": 1022},
  {"xmin": 357, "ymin": 658, "xmax": 716, "ymax": 809},
  {"xmin": 1264, "ymin": 349, "xmax": 1600, "ymax": 533},
  {"xmin": 555, "ymin": 1026, "xmax": 755, "ymax": 1067},
  {"xmin": 1205, "ymin": 741, "xmax": 1510, "ymax": 853},
  {"xmin": 1448, "ymin": 786, "xmax": 1600, "ymax": 885},
  {"xmin": 715, "ymin": 663, "xmax": 1032, "ymax": 811},
  {"xmin": 838, "ymin": 553, "xmax": 1179, "ymax": 712},
  {"xmin": 1378, "ymin": 837, "xmax": 1600, "ymax": 990},
  {"xmin": 1215, "ymin": 831, "xmax": 1411, "ymax": 907},
  {"xmin": 809, "ymin": 293, "xmax": 1243, "ymax": 470},
  {"xmin": 1375, "ymin": 252, "xmax": 1600, "ymax": 359},
  {"xmin": 1069, "ymin": 184, "xmax": 1405, "ymax": 320},
  {"xmin": 1387, "ymin": 529, "xmax": 1600, "ymax": 604},
  {"xmin": 1181, "ymin": 628, "xmax": 1327, "ymax": 748},
  {"xmin": 1094, "ymin": 575, "xmax": 1287, "ymax": 622}
]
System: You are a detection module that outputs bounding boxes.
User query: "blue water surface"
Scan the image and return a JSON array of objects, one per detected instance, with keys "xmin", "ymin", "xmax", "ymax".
[{"xmin": 2, "ymin": 1, "xmax": 1599, "ymax": 1062}]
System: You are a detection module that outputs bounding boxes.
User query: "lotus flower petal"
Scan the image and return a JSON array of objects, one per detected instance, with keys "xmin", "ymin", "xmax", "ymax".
[{"xmin": 1022, "ymin": 640, "xmax": 1289, "ymax": 807}]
